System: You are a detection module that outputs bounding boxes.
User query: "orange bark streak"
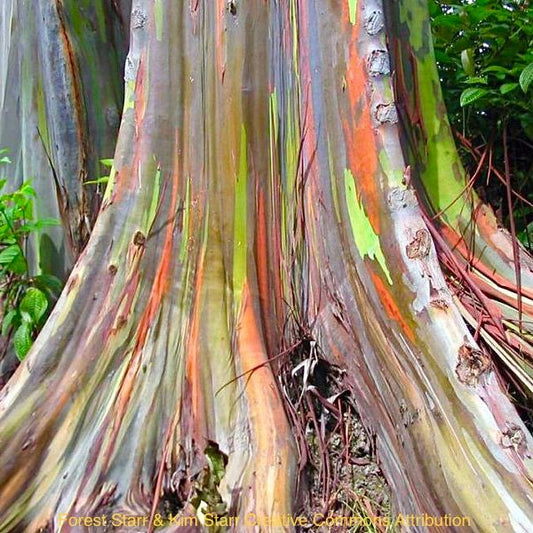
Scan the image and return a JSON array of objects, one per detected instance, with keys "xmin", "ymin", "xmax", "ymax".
[
  {"xmin": 237, "ymin": 282, "xmax": 294, "ymax": 508},
  {"xmin": 215, "ymin": 0, "xmax": 226, "ymax": 82},
  {"xmin": 342, "ymin": 9, "xmax": 381, "ymax": 233},
  {"xmin": 370, "ymin": 270, "xmax": 415, "ymax": 342},
  {"xmin": 184, "ymin": 249, "xmax": 206, "ymax": 442},
  {"xmin": 134, "ymin": 57, "xmax": 147, "ymax": 131}
]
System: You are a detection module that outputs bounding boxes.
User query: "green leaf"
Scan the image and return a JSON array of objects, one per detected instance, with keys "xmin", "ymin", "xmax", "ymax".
[
  {"xmin": 20, "ymin": 287, "xmax": 48, "ymax": 323},
  {"xmin": 33, "ymin": 217, "xmax": 61, "ymax": 228},
  {"xmin": 99, "ymin": 159, "xmax": 114, "ymax": 168},
  {"xmin": 461, "ymin": 49, "xmax": 475, "ymax": 77},
  {"xmin": 460, "ymin": 87, "xmax": 489, "ymax": 107},
  {"xmin": 0, "ymin": 156, "xmax": 11, "ymax": 164},
  {"xmin": 0, "ymin": 244, "xmax": 21, "ymax": 265},
  {"xmin": 13, "ymin": 323, "xmax": 33, "ymax": 360},
  {"xmin": 1, "ymin": 309, "xmax": 19, "ymax": 337},
  {"xmin": 500, "ymin": 82, "xmax": 519, "ymax": 95},
  {"xmin": 18, "ymin": 182, "xmax": 35, "ymax": 196},
  {"xmin": 20, "ymin": 310, "xmax": 33, "ymax": 324},
  {"xmin": 7, "ymin": 254, "xmax": 27, "ymax": 275},
  {"xmin": 465, "ymin": 76, "xmax": 488, "ymax": 85},
  {"xmin": 33, "ymin": 274, "xmax": 64, "ymax": 295},
  {"xmin": 204, "ymin": 442, "xmax": 227, "ymax": 485},
  {"xmin": 482, "ymin": 65, "xmax": 512, "ymax": 74},
  {"xmin": 519, "ymin": 62, "xmax": 533, "ymax": 92},
  {"xmin": 83, "ymin": 176, "xmax": 109, "ymax": 186}
]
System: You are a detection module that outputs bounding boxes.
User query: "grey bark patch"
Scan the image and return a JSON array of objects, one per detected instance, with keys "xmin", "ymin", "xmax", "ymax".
[
  {"xmin": 367, "ymin": 50, "xmax": 390, "ymax": 77},
  {"xmin": 406, "ymin": 229, "xmax": 431, "ymax": 259},
  {"xmin": 105, "ymin": 106, "xmax": 119, "ymax": 129},
  {"xmin": 124, "ymin": 55, "xmax": 139, "ymax": 82},
  {"xmin": 387, "ymin": 187, "xmax": 417, "ymax": 211},
  {"xmin": 375, "ymin": 103, "xmax": 398, "ymax": 125},
  {"xmin": 455, "ymin": 343, "xmax": 491, "ymax": 386},
  {"xmin": 131, "ymin": 9, "xmax": 147, "ymax": 29},
  {"xmin": 365, "ymin": 10, "xmax": 384, "ymax": 35}
]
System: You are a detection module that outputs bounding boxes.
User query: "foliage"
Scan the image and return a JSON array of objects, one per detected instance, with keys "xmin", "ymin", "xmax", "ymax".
[
  {"xmin": 0, "ymin": 152, "xmax": 63, "ymax": 360},
  {"xmin": 191, "ymin": 442, "xmax": 228, "ymax": 530},
  {"xmin": 83, "ymin": 158, "xmax": 113, "ymax": 186},
  {"xmin": 430, "ymin": 0, "xmax": 533, "ymax": 245}
]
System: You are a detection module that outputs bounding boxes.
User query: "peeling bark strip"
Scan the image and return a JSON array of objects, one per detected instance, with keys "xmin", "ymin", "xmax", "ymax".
[{"xmin": 0, "ymin": 1, "xmax": 532, "ymax": 532}]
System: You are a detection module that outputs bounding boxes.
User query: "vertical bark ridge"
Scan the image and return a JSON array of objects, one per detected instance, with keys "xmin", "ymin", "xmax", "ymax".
[{"xmin": 293, "ymin": 0, "xmax": 533, "ymax": 529}]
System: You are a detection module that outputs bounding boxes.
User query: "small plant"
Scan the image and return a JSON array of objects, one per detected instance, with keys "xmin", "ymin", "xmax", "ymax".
[
  {"xmin": 191, "ymin": 442, "xmax": 228, "ymax": 530},
  {"xmin": 83, "ymin": 158, "xmax": 114, "ymax": 186},
  {"xmin": 0, "ymin": 150, "xmax": 63, "ymax": 360}
]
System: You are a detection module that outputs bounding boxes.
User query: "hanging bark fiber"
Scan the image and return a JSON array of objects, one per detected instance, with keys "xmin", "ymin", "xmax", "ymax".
[{"xmin": 0, "ymin": 1, "xmax": 532, "ymax": 531}]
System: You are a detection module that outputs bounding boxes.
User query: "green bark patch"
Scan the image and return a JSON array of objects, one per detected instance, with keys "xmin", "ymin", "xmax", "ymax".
[
  {"xmin": 233, "ymin": 125, "xmax": 248, "ymax": 298},
  {"xmin": 154, "ymin": 0, "xmax": 164, "ymax": 41},
  {"xmin": 348, "ymin": 0, "xmax": 357, "ymax": 25},
  {"xmin": 344, "ymin": 169, "xmax": 392, "ymax": 284}
]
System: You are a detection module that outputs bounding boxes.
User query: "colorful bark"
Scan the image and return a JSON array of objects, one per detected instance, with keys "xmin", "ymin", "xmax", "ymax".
[
  {"xmin": 389, "ymin": 0, "xmax": 533, "ymax": 401},
  {"xmin": 291, "ymin": 1, "xmax": 533, "ymax": 529},
  {"xmin": 0, "ymin": 0, "xmax": 130, "ymax": 273},
  {"xmin": 1, "ymin": 1, "xmax": 296, "ymax": 530},
  {"xmin": 0, "ymin": 1, "xmax": 532, "ymax": 532}
]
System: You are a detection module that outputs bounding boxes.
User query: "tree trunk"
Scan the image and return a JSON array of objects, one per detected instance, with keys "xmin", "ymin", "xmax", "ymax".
[
  {"xmin": 0, "ymin": 0, "xmax": 130, "ymax": 274},
  {"xmin": 0, "ymin": 1, "xmax": 532, "ymax": 532},
  {"xmin": 389, "ymin": 0, "xmax": 533, "ymax": 399}
]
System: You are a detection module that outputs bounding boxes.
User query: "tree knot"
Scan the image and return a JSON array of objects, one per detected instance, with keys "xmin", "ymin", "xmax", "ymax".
[
  {"xmin": 133, "ymin": 231, "xmax": 146, "ymax": 246},
  {"xmin": 375, "ymin": 103, "xmax": 398, "ymax": 125},
  {"xmin": 501, "ymin": 423, "xmax": 528, "ymax": 456},
  {"xmin": 227, "ymin": 1, "xmax": 237, "ymax": 16},
  {"xmin": 455, "ymin": 342, "xmax": 491, "ymax": 387},
  {"xmin": 406, "ymin": 229, "xmax": 431, "ymax": 259}
]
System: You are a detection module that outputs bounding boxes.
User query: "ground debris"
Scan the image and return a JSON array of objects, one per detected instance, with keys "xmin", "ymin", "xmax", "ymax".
[{"xmin": 279, "ymin": 339, "xmax": 394, "ymax": 532}]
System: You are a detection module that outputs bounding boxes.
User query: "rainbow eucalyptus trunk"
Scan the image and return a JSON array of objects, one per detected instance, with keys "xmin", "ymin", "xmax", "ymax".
[
  {"xmin": 389, "ymin": 1, "xmax": 533, "ymax": 400},
  {"xmin": 0, "ymin": 1, "xmax": 533, "ymax": 532},
  {"xmin": 0, "ymin": 0, "xmax": 130, "ymax": 273}
]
